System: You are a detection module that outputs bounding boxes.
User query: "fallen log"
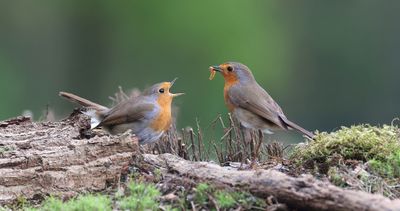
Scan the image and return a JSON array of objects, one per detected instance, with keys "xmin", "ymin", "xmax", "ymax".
[
  {"xmin": 142, "ymin": 153, "xmax": 400, "ymax": 211},
  {"xmin": 0, "ymin": 114, "xmax": 137, "ymax": 205},
  {"xmin": 1, "ymin": 114, "xmax": 400, "ymax": 210}
]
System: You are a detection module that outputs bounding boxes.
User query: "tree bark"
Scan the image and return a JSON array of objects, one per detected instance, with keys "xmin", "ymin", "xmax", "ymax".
[
  {"xmin": 0, "ymin": 114, "xmax": 138, "ymax": 205},
  {"xmin": 142, "ymin": 153, "xmax": 400, "ymax": 211}
]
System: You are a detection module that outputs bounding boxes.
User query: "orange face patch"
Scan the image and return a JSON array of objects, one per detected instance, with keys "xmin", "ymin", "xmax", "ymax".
[{"xmin": 221, "ymin": 64, "xmax": 238, "ymax": 85}]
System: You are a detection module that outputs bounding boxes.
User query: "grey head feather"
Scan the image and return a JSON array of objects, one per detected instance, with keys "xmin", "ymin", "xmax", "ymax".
[
  {"xmin": 142, "ymin": 83, "xmax": 164, "ymax": 96},
  {"xmin": 226, "ymin": 62, "xmax": 256, "ymax": 84}
]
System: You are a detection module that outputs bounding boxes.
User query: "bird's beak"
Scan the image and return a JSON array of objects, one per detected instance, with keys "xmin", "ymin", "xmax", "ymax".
[
  {"xmin": 210, "ymin": 65, "xmax": 221, "ymax": 72},
  {"xmin": 169, "ymin": 78, "xmax": 184, "ymax": 97},
  {"xmin": 171, "ymin": 92, "xmax": 184, "ymax": 97},
  {"xmin": 170, "ymin": 77, "xmax": 178, "ymax": 87}
]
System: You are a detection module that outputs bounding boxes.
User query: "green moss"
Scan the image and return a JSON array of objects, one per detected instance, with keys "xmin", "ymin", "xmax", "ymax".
[
  {"xmin": 327, "ymin": 167, "xmax": 346, "ymax": 187},
  {"xmin": 69, "ymin": 195, "xmax": 111, "ymax": 211},
  {"xmin": 24, "ymin": 195, "xmax": 112, "ymax": 211},
  {"xmin": 292, "ymin": 124, "xmax": 400, "ymax": 165},
  {"xmin": 192, "ymin": 183, "xmax": 266, "ymax": 210},
  {"xmin": 15, "ymin": 196, "xmax": 29, "ymax": 210},
  {"xmin": 233, "ymin": 192, "xmax": 267, "ymax": 209},
  {"xmin": 118, "ymin": 181, "xmax": 161, "ymax": 210},
  {"xmin": 194, "ymin": 183, "xmax": 211, "ymax": 206},
  {"xmin": 36, "ymin": 197, "xmax": 64, "ymax": 211},
  {"xmin": 21, "ymin": 182, "xmax": 160, "ymax": 211},
  {"xmin": 15, "ymin": 182, "xmax": 268, "ymax": 210},
  {"xmin": 163, "ymin": 205, "xmax": 180, "ymax": 211},
  {"xmin": 369, "ymin": 150, "xmax": 400, "ymax": 178},
  {"xmin": 215, "ymin": 191, "xmax": 236, "ymax": 208}
]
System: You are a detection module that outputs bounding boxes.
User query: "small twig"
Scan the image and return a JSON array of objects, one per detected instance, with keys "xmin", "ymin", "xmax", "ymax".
[
  {"xmin": 218, "ymin": 115, "xmax": 226, "ymax": 129},
  {"xmin": 196, "ymin": 118, "xmax": 203, "ymax": 161},
  {"xmin": 213, "ymin": 142, "xmax": 223, "ymax": 164},
  {"xmin": 189, "ymin": 128, "xmax": 198, "ymax": 161}
]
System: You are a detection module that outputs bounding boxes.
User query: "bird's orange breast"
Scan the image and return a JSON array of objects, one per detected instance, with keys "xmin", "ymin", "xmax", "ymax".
[
  {"xmin": 223, "ymin": 75, "xmax": 239, "ymax": 112},
  {"xmin": 150, "ymin": 96, "xmax": 172, "ymax": 132}
]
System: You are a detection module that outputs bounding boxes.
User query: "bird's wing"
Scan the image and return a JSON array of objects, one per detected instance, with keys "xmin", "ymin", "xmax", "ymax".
[
  {"xmin": 99, "ymin": 97, "xmax": 155, "ymax": 126},
  {"xmin": 227, "ymin": 83, "xmax": 287, "ymax": 129}
]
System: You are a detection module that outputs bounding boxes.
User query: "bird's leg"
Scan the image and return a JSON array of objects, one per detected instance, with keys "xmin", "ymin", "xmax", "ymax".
[{"xmin": 239, "ymin": 124, "xmax": 251, "ymax": 143}]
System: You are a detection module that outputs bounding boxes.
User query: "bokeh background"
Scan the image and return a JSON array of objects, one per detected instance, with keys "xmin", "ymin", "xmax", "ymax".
[{"xmin": 1, "ymin": 1, "xmax": 399, "ymax": 143}]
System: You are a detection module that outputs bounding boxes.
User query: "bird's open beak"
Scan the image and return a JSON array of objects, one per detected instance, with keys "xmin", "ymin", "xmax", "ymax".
[
  {"xmin": 170, "ymin": 78, "xmax": 184, "ymax": 97},
  {"xmin": 210, "ymin": 65, "xmax": 221, "ymax": 72},
  {"xmin": 170, "ymin": 77, "xmax": 178, "ymax": 86},
  {"xmin": 171, "ymin": 92, "xmax": 184, "ymax": 97}
]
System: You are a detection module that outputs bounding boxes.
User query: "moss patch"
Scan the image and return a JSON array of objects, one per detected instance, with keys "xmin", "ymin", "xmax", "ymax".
[
  {"xmin": 292, "ymin": 124, "xmax": 400, "ymax": 176},
  {"xmin": 15, "ymin": 180, "xmax": 269, "ymax": 210},
  {"xmin": 369, "ymin": 150, "xmax": 400, "ymax": 178},
  {"xmin": 24, "ymin": 195, "xmax": 112, "ymax": 211},
  {"xmin": 118, "ymin": 181, "xmax": 161, "ymax": 210},
  {"xmin": 290, "ymin": 124, "xmax": 400, "ymax": 198},
  {"xmin": 190, "ymin": 183, "xmax": 266, "ymax": 210}
]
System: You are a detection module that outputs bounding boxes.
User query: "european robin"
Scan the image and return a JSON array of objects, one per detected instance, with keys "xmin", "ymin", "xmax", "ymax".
[
  {"xmin": 60, "ymin": 79, "xmax": 184, "ymax": 144},
  {"xmin": 209, "ymin": 62, "xmax": 314, "ymax": 138}
]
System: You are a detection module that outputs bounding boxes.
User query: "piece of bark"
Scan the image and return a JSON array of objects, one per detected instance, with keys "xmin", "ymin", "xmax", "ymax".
[
  {"xmin": 0, "ymin": 115, "xmax": 137, "ymax": 205},
  {"xmin": 142, "ymin": 153, "xmax": 400, "ymax": 211}
]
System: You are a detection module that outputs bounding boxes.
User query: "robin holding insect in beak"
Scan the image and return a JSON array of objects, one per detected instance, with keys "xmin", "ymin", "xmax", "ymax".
[
  {"xmin": 209, "ymin": 62, "xmax": 314, "ymax": 139},
  {"xmin": 60, "ymin": 78, "xmax": 184, "ymax": 144}
]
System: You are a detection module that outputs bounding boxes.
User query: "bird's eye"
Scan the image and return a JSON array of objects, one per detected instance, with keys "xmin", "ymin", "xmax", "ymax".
[
  {"xmin": 159, "ymin": 88, "xmax": 165, "ymax": 93},
  {"xmin": 227, "ymin": 66, "xmax": 233, "ymax": 72}
]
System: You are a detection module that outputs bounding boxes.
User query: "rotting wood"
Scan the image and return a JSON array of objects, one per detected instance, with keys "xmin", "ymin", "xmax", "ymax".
[
  {"xmin": 1, "ymin": 113, "xmax": 400, "ymax": 210},
  {"xmin": 0, "ymin": 113, "xmax": 138, "ymax": 205},
  {"xmin": 142, "ymin": 153, "xmax": 400, "ymax": 211}
]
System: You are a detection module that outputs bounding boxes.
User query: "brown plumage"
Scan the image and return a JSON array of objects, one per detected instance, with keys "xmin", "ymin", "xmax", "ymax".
[
  {"xmin": 59, "ymin": 80, "xmax": 184, "ymax": 144},
  {"xmin": 210, "ymin": 62, "xmax": 314, "ymax": 139}
]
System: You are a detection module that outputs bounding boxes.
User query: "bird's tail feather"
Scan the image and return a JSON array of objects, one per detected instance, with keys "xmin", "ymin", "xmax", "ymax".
[
  {"xmin": 280, "ymin": 117, "xmax": 314, "ymax": 139},
  {"xmin": 59, "ymin": 91, "xmax": 109, "ymax": 129},
  {"xmin": 59, "ymin": 91, "xmax": 109, "ymax": 111},
  {"xmin": 82, "ymin": 109, "xmax": 102, "ymax": 129}
]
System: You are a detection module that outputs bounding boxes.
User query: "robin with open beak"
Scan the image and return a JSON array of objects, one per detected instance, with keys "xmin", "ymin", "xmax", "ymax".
[
  {"xmin": 60, "ymin": 79, "xmax": 184, "ymax": 144},
  {"xmin": 209, "ymin": 62, "xmax": 314, "ymax": 138}
]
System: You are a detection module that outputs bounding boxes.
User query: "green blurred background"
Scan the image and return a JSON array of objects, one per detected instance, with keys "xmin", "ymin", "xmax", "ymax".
[{"xmin": 1, "ymin": 1, "xmax": 399, "ymax": 143}]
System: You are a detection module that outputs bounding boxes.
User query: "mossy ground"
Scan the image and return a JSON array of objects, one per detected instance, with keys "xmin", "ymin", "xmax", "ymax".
[
  {"xmin": 5, "ymin": 180, "xmax": 269, "ymax": 211},
  {"xmin": 3, "ymin": 121, "xmax": 400, "ymax": 210},
  {"xmin": 291, "ymin": 125, "xmax": 400, "ymax": 164},
  {"xmin": 291, "ymin": 124, "xmax": 400, "ymax": 197}
]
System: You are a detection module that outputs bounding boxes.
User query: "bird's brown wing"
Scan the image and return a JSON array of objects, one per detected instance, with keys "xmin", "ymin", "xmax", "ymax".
[
  {"xmin": 228, "ymin": 83, "xmax": 314, "ymax": 138},
  {"xmin": 99, "ymin": 98, "xmax": 155, "ymax": 126},
  {"xmin": 227, "ymin": 83, "xmax": 287, "ymax": 129}
]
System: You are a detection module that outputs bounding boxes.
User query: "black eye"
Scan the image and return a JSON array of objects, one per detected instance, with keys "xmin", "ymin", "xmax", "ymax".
[
  {"xmin": 159, "ymin": 88, "xmax": 165, "ymax": 93},
  {"xmin": 227, "ymin": 66, "xmax": 233, "ymax": 72}
]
